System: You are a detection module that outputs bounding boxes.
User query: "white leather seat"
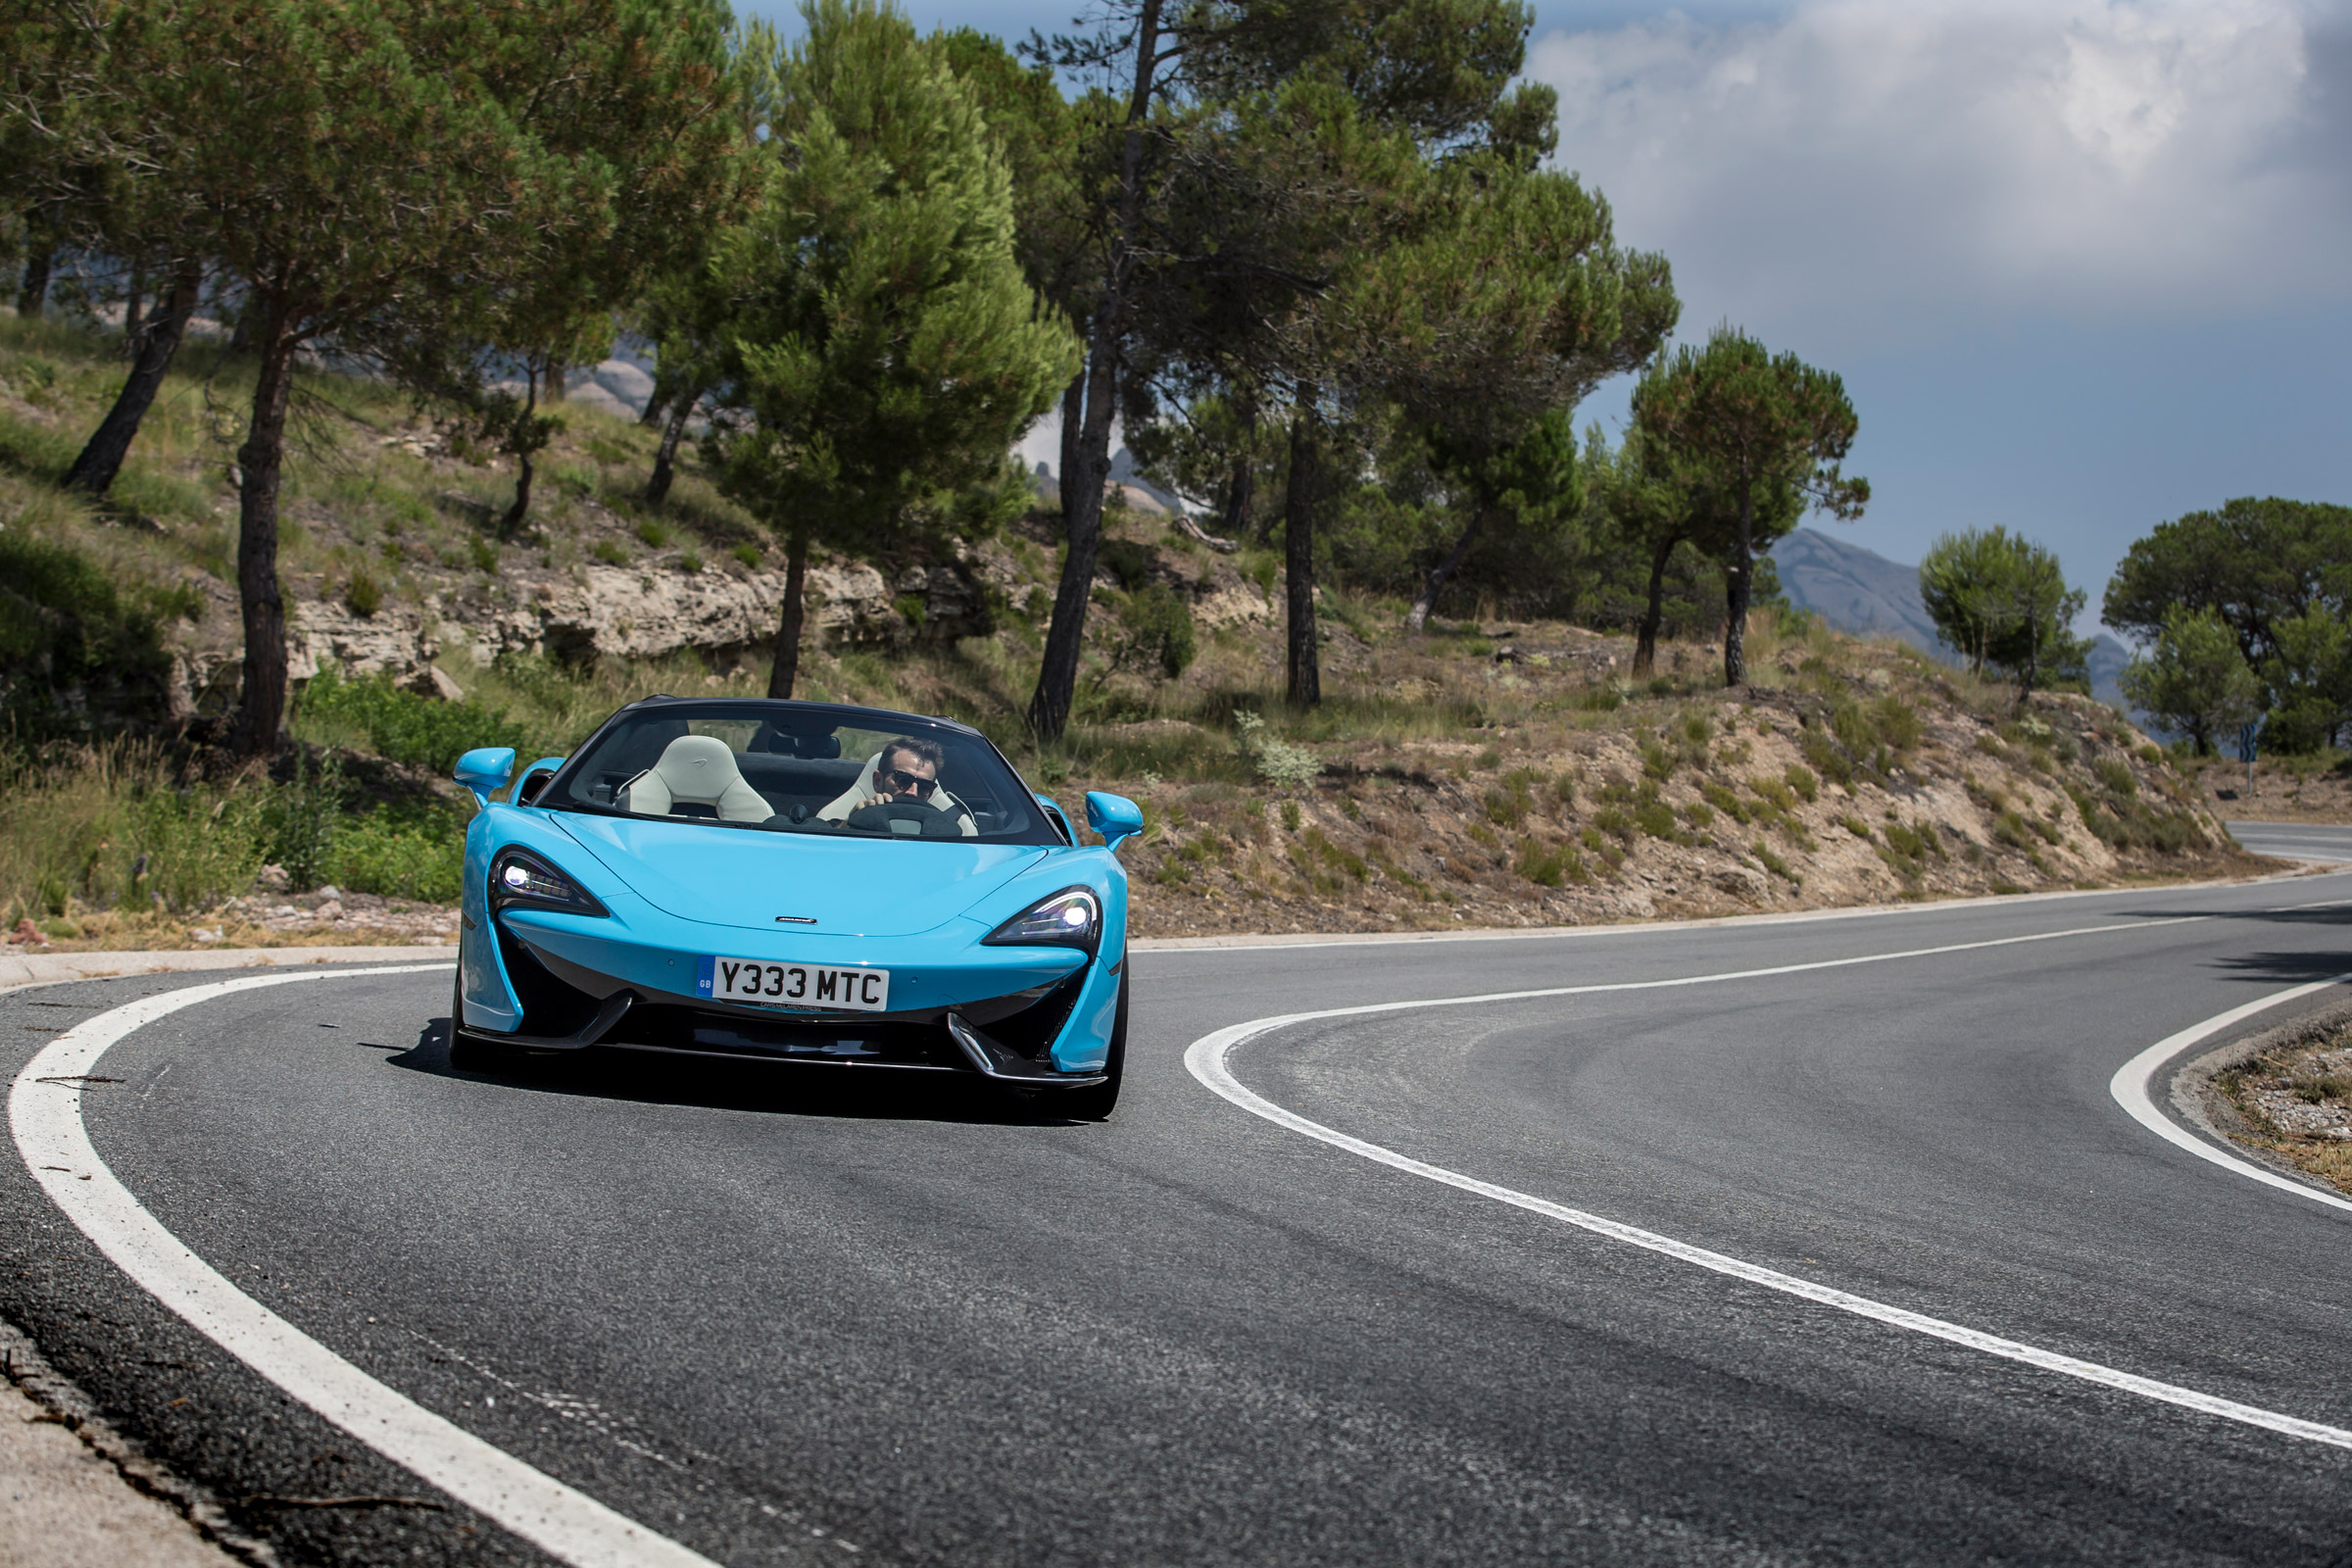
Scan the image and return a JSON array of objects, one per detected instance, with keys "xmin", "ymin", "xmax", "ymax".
[{"xmin": 618, "ymin": 735, "xmax": 772, "ymax": 823}]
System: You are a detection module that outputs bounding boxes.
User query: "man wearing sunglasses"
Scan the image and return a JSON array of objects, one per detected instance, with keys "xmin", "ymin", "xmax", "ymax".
[{"xmin": 818, "ymin": 736, "xmax": 977, "ymax": 837}]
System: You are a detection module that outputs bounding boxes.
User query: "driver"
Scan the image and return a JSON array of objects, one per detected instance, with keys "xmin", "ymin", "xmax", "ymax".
[{"xmin": 815, "ymin": 736, "xmax": 977, "ymax": 837}]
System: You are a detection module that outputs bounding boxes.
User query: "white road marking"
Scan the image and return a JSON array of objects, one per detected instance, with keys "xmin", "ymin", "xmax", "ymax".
[
  {"xmin": 2107, "ymin": 974, "xmax": 2352, "ymax": 1214},
  {"xmin": 1184, "ymin": 920, "xmax": 2352, "ymax": 1452},
  {"xmin": 1131, "ymin": 865, "xmax": 2340, "ymax": 956},
  {"xmin": 8, "ymin": 966, "xmax": 719, "ymax": 1568}
]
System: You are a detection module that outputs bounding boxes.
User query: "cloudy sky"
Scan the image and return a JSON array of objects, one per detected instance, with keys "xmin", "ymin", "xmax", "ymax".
[{"xmin": 748, "ymin": 1, "xmax": 2352, "ymax": 631}]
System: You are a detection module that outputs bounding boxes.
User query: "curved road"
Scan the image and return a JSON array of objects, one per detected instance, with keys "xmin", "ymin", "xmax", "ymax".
[
  {"xmin": 6, "ymin": 867, "xmax": 2352, "ymax": 1567},
  {"xmin": 2230, "ymin": 820, "xmax": 2352, "ymax": 864}
]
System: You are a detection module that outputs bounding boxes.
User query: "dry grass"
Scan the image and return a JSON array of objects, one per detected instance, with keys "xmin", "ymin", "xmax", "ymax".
[{"xmin": 2215, "ymin": 1028, "xmax": 2352, "ymax": 1196}]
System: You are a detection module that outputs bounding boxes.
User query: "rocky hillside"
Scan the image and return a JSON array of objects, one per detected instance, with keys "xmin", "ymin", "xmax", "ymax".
[{"xmin": 1071, "ymin": 619, "xmax": 2254, "ymax": 938}]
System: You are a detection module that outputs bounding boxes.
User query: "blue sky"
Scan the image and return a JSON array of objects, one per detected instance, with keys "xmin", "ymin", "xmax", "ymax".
[{"xmin": 744, "ymin": 2, "xmax": 2352, "ymax": 633}]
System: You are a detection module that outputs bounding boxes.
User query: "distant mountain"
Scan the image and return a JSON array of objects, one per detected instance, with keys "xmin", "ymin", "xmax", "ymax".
[
  {"xmin": 1772, "ymin": 527, "xmax": 1943, "ymax": 654},
  {"xmin": 1771, "ymin": 527, "xmax": 2130, "ymax": 709}
]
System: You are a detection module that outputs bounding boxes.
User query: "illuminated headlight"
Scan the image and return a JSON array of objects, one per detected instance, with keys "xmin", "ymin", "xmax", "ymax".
[
  {"xmin": 489, "ymin": 849, "xmax": 608, "ymax": 916},
  {"xmin": 983, "ymin": 887, "xmax": 1101, "ymax": 952}
]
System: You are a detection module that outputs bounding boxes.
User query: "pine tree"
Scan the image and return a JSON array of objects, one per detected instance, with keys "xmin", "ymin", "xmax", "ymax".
[
  {"xmin": 47, "ymin": 0, "xmax": 739, "ymax": 753},
  {"xmin": 1632, "ymin": 326, "xmax": 1868, "ymax": 687},
  {"xmin": 709, "ymin": 1, "xmax": 1081, "ymax": 699}
]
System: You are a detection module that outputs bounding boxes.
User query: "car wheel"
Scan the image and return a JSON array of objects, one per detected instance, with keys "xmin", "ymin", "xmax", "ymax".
[
  {"xmin": 1059, "ymin": 971, "xmax": 1127, "ymax": 1121},
  {"xmin": 448, "ymin": 967, "xmax": 517, "ymax": 1076}
]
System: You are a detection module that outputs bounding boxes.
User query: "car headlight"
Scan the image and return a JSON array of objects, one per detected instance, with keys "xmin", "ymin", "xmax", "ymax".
[
  {"xmin": 490, "ymin": 848, "xmax": 609, "ymax": 917},
  {"xmin": 983, "ymin": 887, "xmax": 1101, "ymax": 952}
]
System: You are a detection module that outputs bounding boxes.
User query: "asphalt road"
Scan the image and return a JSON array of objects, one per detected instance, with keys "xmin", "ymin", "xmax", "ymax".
[
  {"xmin": 6, "ymin": 866, "xmax": 2352, "ymax": 1568},
  {"xmin": 2230, "ymin": 820, "xmax": 2352, "ymax": 863}
]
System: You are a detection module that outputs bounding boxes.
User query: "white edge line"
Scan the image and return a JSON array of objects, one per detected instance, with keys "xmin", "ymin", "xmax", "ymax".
[
  {"xmin": 1181, "ymin": 930, "xmax": 2352, "ymax": 1453},
  {"xmin": 7, "ymin": 964, "xmax": 719, "ymax": 1568},
  {"xmin": 2107, "ymin": 975, "xmax": 2352, "ymax": 1215},
  {"xmin": 1130, "ymin": 863, "xmax": 2343, "ymax": 956}
]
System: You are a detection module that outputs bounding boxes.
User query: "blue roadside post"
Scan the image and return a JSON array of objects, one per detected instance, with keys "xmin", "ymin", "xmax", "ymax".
[{"xmin": 2236, "ymin": 715, "xmax": 2264, "ymax": 801}]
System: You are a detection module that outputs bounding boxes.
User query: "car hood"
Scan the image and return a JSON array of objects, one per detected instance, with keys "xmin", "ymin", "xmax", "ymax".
[{"xmin": 551, "ymin": 812, "xmax": 1048, "ymax": 937}]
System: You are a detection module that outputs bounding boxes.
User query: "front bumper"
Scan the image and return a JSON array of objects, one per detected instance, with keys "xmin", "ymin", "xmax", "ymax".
[{"xmin": 463, "ymin": 906, "xmax": 1119, "ymax": 1083}]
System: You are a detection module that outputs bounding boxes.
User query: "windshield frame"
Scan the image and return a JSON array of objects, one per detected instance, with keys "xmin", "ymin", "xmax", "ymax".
[{"xmin": 536, "ymin": 697, "xmax": 1061, "ymax": 847}]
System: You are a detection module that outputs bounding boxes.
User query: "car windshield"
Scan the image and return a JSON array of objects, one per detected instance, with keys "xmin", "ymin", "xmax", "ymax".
[{"xmin": 543, "ymin": 701, "xmax": 1061, "ymax": 846}]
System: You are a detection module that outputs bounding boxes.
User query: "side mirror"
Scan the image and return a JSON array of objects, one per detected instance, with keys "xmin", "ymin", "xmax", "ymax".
[
  {"xmin": 1084, "ymin": 791, "xmax": 1144, "ymax": 852},
  {"xmin": 454, "ymin": 746, "xmax": 516, "ymax": 808}
]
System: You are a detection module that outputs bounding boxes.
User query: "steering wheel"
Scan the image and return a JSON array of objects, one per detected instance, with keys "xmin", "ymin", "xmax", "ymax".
[{"xmin": 846, "ymin": 800, "xmax": 961, "ymax": 838}]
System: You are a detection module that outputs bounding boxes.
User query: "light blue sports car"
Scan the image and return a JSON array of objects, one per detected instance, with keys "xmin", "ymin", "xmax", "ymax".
[{"xmin": 449, "ymin": 696, "xmax": 1143, "ymax": 1117}]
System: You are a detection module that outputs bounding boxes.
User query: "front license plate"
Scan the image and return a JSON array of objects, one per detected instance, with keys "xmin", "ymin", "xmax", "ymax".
[{"xmin": 696, "ymin": 956, "xmax": 890, "ymax": 1011}]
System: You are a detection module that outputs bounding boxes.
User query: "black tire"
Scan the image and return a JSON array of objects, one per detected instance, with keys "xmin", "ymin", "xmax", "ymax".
[
  {"xmin": 1058, "ymin": 971, "xmax": 1127, "ymax": 1122},
  {"xmin": 448, "ymin": 966, "xmax": 518, "ymax": 1076}
]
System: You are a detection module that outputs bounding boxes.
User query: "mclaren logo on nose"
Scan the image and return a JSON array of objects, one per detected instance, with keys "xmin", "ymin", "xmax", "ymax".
[{"xmin": 774, "ymin": 915, "xmax": 817, "ymax": 924}]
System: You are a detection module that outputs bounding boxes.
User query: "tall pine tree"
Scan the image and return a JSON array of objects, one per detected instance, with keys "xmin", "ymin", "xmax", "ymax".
[{"xmin": 709, "ymin": 1, "xmax": 1081, "ymax": 699}]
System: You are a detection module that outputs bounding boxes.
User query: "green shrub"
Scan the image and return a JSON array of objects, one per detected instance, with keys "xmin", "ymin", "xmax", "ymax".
[
  {"xmin": 344, "ymin": 567, "xmax": 383, "ymax": 618},
  {"xmin": 295, "ymin": 667, "xmax": 529, "ymax": 773},
  {"xmin": 591, "ymin": 539, "xmax": 629, "ymax": 565},
  {"xmin": 1304, "ymin": 827, "xmax": 1366, "ymax": 880},
  {"xmin": 1515, "ymin": 837, "xmax": 1582, "ymax": 887},
  {"xmin": 326, "ymin": 804, "xmax": 463, "ymax": 903},
  {"xmin": 263, "ymin": 750, "xmax": 345, "ymax": 891},
  {"xmin": 2092, "ymin": 756, "xmax": 2137, "ymax": 798},
  {"xmin": 1485, "ymin": 769, "xmax": 1539, "ymax": 827},
  {"xmin": 635, "ymin": 517, "xmax": 673, "ymax": 548},
  {"xmin": 1111, "ymin": 583, "xmax": 1196, "ymax": 680},
  {"xmin": 469, "ymin": 534, "xmax": 500, "ymax": 573},
  {"xmin": 1752, "ymin": 841, "xmax": 1799, "ymax": 884},
  {"xmin": 1634, "ymin": 800, "xmax": 1677, "ymax": 838},
  {"xmin": 1234, "ymin": 711, "xmax": 1320, "ymax": 790},
  {"xmin": 1593, "ymin": 805, "xmax": 1636, "ymax": 843},
  {"xmin": 1099, "ymin": 537, "xmax": 1153, "ymax": 592},
  {"xmin": 0, "ymin": 531, "xmax": 174, "ymax": 730},
  {"xmin": 1799, "ymin": 727, "xmax": 1850, "ymax": 786},
  {"xmin": 732, "ymin": 541, "xmax": 763, "ymax": 568},
  {"xmin": 1702, "ymin": 781, "xmax": 1749, "ymax": 822}
]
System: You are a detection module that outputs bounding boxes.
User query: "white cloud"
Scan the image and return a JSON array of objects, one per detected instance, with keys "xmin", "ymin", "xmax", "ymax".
[{"xmin": 1530, "ymin": 1, "xmax": 2351, "ymax": 352}]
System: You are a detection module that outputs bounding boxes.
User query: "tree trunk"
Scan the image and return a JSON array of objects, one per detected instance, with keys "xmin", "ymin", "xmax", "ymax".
[
  {"xmin": 1220, "ymin": 449, "xmax": 1253, "ymax": 542},
  {"xmin": 1225, "ymin": 400, "xmax": 1259, "ymax": 541},
  {"xmin": 1633, "ymin": 530, "xmax": 1680, "ymax": 677},
  {"xmin": 1723, "ymin": 482, "xmax": 1754, "ymax": 687},
  {"xmin": 232, "ymin": 308, "xmax": 299, "ymax": 756},
  {"xmin": 1284, "ymin": 394, "xmax": 1320, "ymax": 708},
  {"xmin": 500, "ymin": 366, "xmax": 540, "ymax": 536},
  {"xmin": 66, "ymin": 259, "xmax": 202, "ymax": 499},
  {"xmin": 1025, "ymin": 1, "xmax": 1161, "ymax": 744},
  {"xmin": 542, "ymin": 358, "xmax": 566, "ymax": 402},
  {"xmin": 122, "ymin": 261, "xmax": 146, "ymax": 343},
  {"xmin": 645, "ymin": 389, "xmax": 693, "ymax": 505},
  {"xmin": 767, "ymin": 530, "xmax": 809, "ymax": 699},
  {"xmin": 16, "ymin": 239, "xmax": 53, "ymax": 318},
  {"xmin": 1406, "ymin": 505, "xmax": 1490, "ymax": 633},
  {"xmin": 638, "ymin": 374, "xmax": 672, "ymax": 427}
]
